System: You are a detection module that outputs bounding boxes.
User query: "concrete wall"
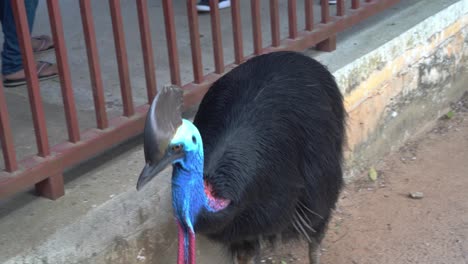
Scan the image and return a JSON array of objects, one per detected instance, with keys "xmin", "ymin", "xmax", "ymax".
[
  {"xmin": 336, "ymin": 1, "xmax": 468, "ymax": 178},
  {"xmin": 1, "ymin": 1, "xmax": 467, "ymax": 264}
]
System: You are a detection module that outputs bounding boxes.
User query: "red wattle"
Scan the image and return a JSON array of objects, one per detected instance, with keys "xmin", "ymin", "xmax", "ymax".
[{"xmin": 204, "ymin": 181, "xmax": 231, "ymax": 211}]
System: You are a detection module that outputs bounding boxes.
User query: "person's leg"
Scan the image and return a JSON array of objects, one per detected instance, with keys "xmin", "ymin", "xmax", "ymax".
[
  {"xmin": 1, "ymin": 0, "xmax": 39, "ymax": 75},
  {"xmin": 1, "ymin": 1, "xmax": 57, "ymax": 87}
]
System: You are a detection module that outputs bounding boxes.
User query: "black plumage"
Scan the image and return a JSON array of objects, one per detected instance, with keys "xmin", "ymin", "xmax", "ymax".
[{"xmin": 191, "ymin": 51, "xmax": 346, "ymax": 263}]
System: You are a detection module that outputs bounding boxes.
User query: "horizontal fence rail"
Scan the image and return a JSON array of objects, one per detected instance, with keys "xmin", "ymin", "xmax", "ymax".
[{"xmin": 0, "ymin": 0, "xmax": 401, "ymax": 200}]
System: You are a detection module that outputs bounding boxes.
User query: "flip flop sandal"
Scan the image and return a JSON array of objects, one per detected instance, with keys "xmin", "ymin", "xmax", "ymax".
[
  {"xmin": 32, "ymin": 35, "xmax": 55, "ymax": 55},
  {"xmin": 3, "ymin": 61, "xmax": 59, "ymax": 88}
]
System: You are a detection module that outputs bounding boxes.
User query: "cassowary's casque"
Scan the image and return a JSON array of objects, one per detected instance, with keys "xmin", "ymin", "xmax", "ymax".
[{"xmin": 136, "ymin": 51, "xmax": 345, "ymax": 264}]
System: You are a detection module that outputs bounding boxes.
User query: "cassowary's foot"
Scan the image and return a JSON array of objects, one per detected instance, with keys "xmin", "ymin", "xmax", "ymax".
[
  {"xmin": 232, "ymin": 240, "xmax": 260, "ymax": 264},
  {"xmin": 234, "ymin": 254, "xmax": 257, "ymax": 264},
  {"xmin": 308, "ymin": 239, "xmax": 321, "ymax": 264},
  {"xmin": 234, "ymin": 248, "xmax": 261, "ymax": 264}
]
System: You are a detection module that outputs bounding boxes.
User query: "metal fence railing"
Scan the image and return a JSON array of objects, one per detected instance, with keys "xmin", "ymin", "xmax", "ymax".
[{"xmin": 0, "ymin": 0, "xmax": 400, "ymax": 200}]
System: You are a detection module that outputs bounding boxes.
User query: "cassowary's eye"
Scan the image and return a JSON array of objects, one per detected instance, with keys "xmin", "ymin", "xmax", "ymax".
[
  {"xmin": 192, "ymin": 136, "xmax": 197, "ymax": 144},
  {"xmin": 171, "ymin": 144, "xmax": 183, "ymax": 152}
]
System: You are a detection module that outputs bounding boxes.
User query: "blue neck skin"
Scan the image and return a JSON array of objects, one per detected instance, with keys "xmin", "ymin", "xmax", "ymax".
[{"xmin": 170, "ymin": 119, "xmax": 211, "ymax": 233}]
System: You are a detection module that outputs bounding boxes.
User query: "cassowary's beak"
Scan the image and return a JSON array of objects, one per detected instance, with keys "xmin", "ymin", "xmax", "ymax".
[
  {"xmin": 137, "ymin": 152, "xmax": 179, "ymax": 191},
  {"xmin": 136, "ymin": 85, "xmax": 183, "ymax": 191}
]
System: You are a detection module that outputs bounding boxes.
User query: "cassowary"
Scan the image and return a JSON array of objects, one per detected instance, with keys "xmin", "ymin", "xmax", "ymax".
[{"xmin": 136, "ymin": 51, "xmax": 345, "ymax": 264}]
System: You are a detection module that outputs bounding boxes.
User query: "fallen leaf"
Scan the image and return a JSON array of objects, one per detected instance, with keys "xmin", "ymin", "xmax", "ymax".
[
  {"xmin": 368, "ymin": 167, "xmax": 378, "ymax": 181},
  {"xmin": 445, "ymin": 111, "xmax": 455, "ymax": 119}
]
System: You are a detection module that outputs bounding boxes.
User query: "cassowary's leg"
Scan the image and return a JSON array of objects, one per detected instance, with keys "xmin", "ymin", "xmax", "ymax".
[
  {"xmin": 308, "ymin": 238, "xmax": 321, "ymax": 264},
  {"xmin": 308, "ymin": 219, "xmax": 327, "ymax": 264}
]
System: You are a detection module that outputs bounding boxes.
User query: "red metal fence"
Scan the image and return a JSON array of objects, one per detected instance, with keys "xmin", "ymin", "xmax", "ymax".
[{"xmin": 0, "ymin": 0, "xmax": 400, "ymax": 200}]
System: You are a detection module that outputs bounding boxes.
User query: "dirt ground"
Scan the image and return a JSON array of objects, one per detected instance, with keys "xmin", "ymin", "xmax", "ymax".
[{"xmin": 262, "ymin": 93, "xmax": 468, "ymax": 264}]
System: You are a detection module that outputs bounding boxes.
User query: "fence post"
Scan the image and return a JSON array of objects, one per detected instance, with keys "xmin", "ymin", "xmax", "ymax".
[
  {"xmin": 79, "ymin": 0, "xmax": 109, "ymax": 129},
  {"xmin": 47, "ymin": 0, "xmax": 81, "ymax": 143},
  {"xmin": 209, "ymin": 0, "xmax": 224, "ymax": 74},
  {"xmin": 35, "ymin": 171, "xmax": 65, "ymax": 200},
  {"xmin": 11, "ymin": 0, "xmax": 51, "ymax": 157},
  {"xmin": 109, "ymin": 0, "xmax": 135, "ymax": 117},
  {"xmin": 136, "ymin": 0, "xmax": 157, "ymax": 103},
  {"xmin": 162, "ymin": 0, "xmax": 181, "ymax": 86},
  {"xmin": 0, "ymin": 82, "xmax": 18, "ymax": 172},
  {"xmin": 316, "ymin": 0, "xmax": 337, "ymax": 52},
  {"xmin": 187, "ymin": 0, "xmax": 204, "ymax": 83},
  {"xmin": 231, "ymin": 0, "xmax": 244, "ymax": 64},
  {"xmin": 251, "ymin": 0, "xmax": 262, "ymax": 55}
]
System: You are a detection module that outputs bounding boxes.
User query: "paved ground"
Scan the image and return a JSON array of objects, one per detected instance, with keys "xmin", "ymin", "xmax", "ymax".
[{"xmin": 261, "ymin": 93, "xmax": 468, "ymax": 264}]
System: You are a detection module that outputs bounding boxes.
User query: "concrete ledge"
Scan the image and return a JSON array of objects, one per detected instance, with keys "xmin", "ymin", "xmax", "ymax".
[
  {"xmin": 335, "ymin": 0, "xmax": 468, "ymax": 178},
  {"xmin": 1, "ymin": 1, "xmax": 467, "ymax": 263},
  {"xmin": 1, "ymin": 147, "xmax": 228, "ymax": 264}
]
